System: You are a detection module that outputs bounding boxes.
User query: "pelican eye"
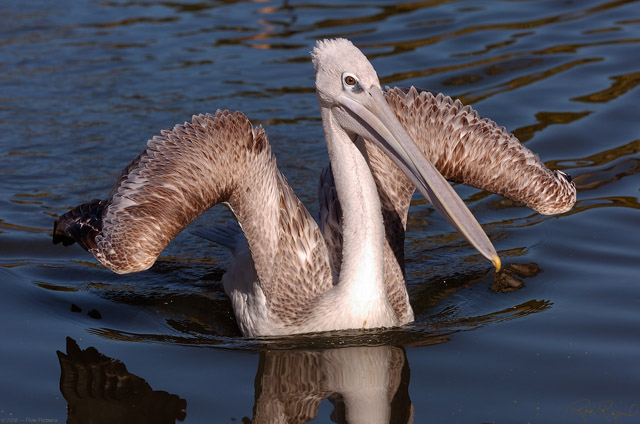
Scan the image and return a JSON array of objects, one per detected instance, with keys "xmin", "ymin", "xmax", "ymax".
[{"xmin": 342, "ymin": 72, "xmax": 362, "ymax": 93}]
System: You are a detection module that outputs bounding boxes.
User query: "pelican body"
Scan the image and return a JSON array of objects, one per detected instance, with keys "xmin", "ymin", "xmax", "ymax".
[{"xmin": 53, "ymin": 39, "xmax": 576, "ymax": 336}]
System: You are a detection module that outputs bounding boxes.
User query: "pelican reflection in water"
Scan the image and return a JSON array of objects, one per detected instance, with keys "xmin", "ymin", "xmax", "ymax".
[
  {"xmin": 57, "ymin": 337, "xmax": 415, "ymax": 424},
  {"xmin": 53, "ymin": 39, "xmax": 576, "ymax": 336}
]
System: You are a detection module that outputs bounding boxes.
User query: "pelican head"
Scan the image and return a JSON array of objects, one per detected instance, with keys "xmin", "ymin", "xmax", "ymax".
[
  {"xmin": 312, "ymin": 39, "xmax": 380, "ymax": 108},
  {"xmin": 311, "ymin": 38, "xmax": 501, "ymax": 270}
]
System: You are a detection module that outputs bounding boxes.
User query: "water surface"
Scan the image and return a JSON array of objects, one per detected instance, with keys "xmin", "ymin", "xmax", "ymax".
[{"xmin": 1, "ymin": 0, "xmax": 639, "ymax": 422}]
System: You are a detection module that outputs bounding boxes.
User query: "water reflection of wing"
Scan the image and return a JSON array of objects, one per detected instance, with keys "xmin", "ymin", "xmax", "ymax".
[
  {"xmin": 253, "ymin": 350, "xmax": 327, "ymax": 422},
  {"xmin": 56, "ymin": 337, "xmax": 187, "ymax": 424},
  {"xmin": 252, "ymin": 346, "xmax": 413, "ymax": 424}
]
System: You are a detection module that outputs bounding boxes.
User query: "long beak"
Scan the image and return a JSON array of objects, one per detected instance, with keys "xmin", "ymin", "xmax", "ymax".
[{"xmin": 338, "ymin": 86, "xmax": 501, "ymax": 271}]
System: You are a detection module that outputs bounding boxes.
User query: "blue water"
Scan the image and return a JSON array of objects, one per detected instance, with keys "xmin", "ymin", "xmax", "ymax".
[{"xmin": 1, "ymin": 0, "xmax": 639, "ymax": 422}]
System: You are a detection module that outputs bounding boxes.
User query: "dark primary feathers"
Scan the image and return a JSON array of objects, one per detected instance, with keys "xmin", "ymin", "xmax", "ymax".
[{"xmin": 53, "ymin": 199, "xmax": 106, "ymax": 250}]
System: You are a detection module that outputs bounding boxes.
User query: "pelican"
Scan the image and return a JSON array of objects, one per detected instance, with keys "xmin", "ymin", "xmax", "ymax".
[{"xmin": 53, "ymin": 39, "xmax": 576, "ymax": 336}]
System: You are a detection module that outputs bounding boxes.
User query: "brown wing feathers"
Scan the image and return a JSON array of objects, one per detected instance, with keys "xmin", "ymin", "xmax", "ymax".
[
  {"xmin": 381, "ymin": 87, "xmax": 576, "ymax": 216},
  {"xmin": 53, "ymin": 111, "xmax": 267, "ymax": 273},
  {"xmin": 53, "ymin": 110, "xmax": 334, "ymax": 325}
]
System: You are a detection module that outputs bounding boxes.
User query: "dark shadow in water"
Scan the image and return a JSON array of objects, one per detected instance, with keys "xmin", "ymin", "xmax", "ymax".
[{"xmin": 57, "ymin": 337, "xmax": 187, "ymax": 424}]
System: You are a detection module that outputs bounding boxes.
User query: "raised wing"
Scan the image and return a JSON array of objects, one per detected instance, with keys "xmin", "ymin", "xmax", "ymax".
[
  {"xmin": 374, "ymin": 86, "xmax": 575, "ymax": 272},
  {"xmin": 378, "ymin": 86, "xmax": 576, "ymax": 217},
  {"xmin": 53, "ymin": 111, "xmax": 333, "ymax": 326}
]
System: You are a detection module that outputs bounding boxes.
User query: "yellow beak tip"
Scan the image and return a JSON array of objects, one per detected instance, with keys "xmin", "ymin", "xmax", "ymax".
[{"xmin": 492, "ymin": 255, "xmax": 502, "ymax": 272}]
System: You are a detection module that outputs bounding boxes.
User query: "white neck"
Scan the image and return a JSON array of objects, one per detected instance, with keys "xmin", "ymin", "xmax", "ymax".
[{"xmin": 320, "ymin": 108, "xmax": 393, "ymax": 327}]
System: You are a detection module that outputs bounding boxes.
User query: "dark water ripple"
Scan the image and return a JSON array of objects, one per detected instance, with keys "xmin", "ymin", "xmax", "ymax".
[{"xmin": 1, "ymin": 0, "xmax": 639, "ymax": 422}]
